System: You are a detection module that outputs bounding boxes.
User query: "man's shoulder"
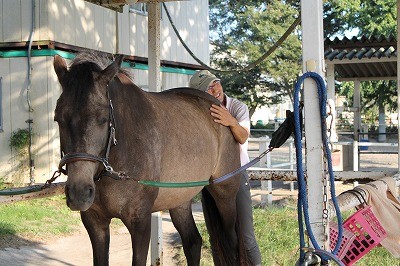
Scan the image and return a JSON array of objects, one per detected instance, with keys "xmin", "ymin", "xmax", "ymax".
[
  {"xmin": 227, "ymin": 96, "xmax": 248, "ymax": 111},
  {"xmin": 226, "ymin": 94, "xmax": 246, "ymax": 107}
]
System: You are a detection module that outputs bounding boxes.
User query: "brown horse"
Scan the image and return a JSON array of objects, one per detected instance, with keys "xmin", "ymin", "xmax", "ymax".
[{"xmin": 53, "ymin": 52, "xmax": 247, "ymax": 266}]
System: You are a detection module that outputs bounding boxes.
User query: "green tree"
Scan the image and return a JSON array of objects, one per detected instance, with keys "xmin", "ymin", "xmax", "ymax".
[
  {"xmin": 209, "ymin": 0, "xmax": 302, "ymax": 117},
  {"xmin": 324, "ymin": 0, "xmax": 398, "ymax": 126},
  {"xmin": 325, "ymin": 0, "xmax": 397, "ymax": 37}
]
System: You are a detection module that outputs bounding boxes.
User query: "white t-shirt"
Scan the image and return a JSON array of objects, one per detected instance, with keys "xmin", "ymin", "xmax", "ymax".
[{"xmin": 224, "ymin": 94, "xmax": 251, "ymax": 166}]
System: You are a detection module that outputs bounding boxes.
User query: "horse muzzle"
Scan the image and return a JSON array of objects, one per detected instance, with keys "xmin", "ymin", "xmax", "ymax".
[
  {"xmin": 65, "ymin": 182, "xmax": 95, "ymax": 211},
  {"xmin": 60, "ymin": 154, "xmax": 101, "ymax": 211}
]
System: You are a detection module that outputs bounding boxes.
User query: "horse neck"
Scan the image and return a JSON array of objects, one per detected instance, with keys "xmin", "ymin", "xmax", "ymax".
[{"xmin": 109, "ymin": 74, "xmax": 157, "ymax": 130}]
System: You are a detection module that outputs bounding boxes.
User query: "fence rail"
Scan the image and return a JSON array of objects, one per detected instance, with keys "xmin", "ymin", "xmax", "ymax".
[{"xmin": 248, "ymin": 137, "xmax": 399, "ymax": 171}]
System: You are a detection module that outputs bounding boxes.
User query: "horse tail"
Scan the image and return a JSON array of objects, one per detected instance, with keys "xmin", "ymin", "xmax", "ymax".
[{"xmin": 201, "ymin": 188, "xmax": 249, "ymax": 265}]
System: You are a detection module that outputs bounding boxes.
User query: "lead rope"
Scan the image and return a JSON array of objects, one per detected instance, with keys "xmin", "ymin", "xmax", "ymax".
[
  {"xmin": 138, "ymin": 147, "xmax": 273, "ymax": 187},
  {"xmin": 293, "ymin": 72, "xmax": 344, "ymax": 263}
]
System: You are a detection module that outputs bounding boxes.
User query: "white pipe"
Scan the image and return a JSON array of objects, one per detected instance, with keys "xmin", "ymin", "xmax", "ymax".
[{"xmin": 328, "ymin": 174, "xmax": 400, "ymax": 217}]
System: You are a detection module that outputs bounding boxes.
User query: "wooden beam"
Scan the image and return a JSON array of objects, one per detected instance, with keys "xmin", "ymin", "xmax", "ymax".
[
  {"xmin": 0, "ymin": 183, "xmax": 65, "ymax": 204},
  {"xmin": 247, "ymin": 169, "xmax": 398, "ymax": 182}
]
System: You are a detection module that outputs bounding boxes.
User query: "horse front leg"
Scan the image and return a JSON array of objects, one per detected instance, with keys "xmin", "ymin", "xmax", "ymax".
[
  {"xmin": 122, "ymin": 212, "xmax": 152, "ymax": 266},
  {"xmin": 170, "ymin": 201, "xmax": 202, "ymax": 266},
  {"xmin": 80, "ymin": 209, "xmax": 112, "ymax": 266}
]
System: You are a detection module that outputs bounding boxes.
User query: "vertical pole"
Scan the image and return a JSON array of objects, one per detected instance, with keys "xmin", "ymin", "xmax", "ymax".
[
  {"xmin": 354, "ymin": 80, "xmax": 361, "ymax": 171},
  {"xmin": 259, "ymin": 137, "xmax": 268, "ymax": 167},
  {"xmin": 289, "ymin": 139, "xmax": 294, "ymax": 170},
  {"xmin": 148, "ymin": 3, "xmax": 163, "ymax": 265},
  {"xmin": 354, "ymin": 80, "xmax": 361, "ymax": 142},
  {"xmin": 326, "ymin": 64, "xmax": 338, "ymax": 142},
  {"xmin": 148, "ymin": 3, "xmax": 161, "ymax": 92},
  {"xmin": 261, "ymin": 180, "xmax": 273, "ymax": 206},
  {"xmin": 397, "ymin": 0, "xmax": 400, "ymax": 171},
  {"xmin": 300, "ymin": 0, "xmax": 328, "ymax": 250},
  {"xmin": 150, "ymin": 211, "xmax": 163, "ymax": 266},
  {"xmin": 353, "ymin": 140, "xmax": 359, "ymax": 171}
]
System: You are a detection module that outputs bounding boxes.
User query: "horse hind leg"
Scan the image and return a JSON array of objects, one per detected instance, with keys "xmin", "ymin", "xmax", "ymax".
[
  {"xmin": 80, "ymin": 210, "xmax": 112, "ymax": 266},
  {"xmin": 202, "ymin": 185, "xmax": 250, "ymax": 266},
  {"xmin": 169, "ymin": 200, "xmax": 202, "ymax": 266}
]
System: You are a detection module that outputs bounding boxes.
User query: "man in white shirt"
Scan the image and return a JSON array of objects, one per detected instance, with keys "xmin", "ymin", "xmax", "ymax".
[{"xmin": 190, "ymin": 70, "xmax": 262, "ymax": 266}]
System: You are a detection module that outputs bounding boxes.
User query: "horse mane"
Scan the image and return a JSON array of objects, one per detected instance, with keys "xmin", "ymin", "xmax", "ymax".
[
  {"xmin": 71, "ymin": 52, "xmax": 132, "ymax": 79},
  {"xmin": 62, "ymin": 52, "xmax": 133, "ymax": 105}
]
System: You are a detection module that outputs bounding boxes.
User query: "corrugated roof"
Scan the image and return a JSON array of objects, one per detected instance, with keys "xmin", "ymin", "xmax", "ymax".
[{"xmin": 324, "ymin": 35, "xmax": 397, "ymax": 81}]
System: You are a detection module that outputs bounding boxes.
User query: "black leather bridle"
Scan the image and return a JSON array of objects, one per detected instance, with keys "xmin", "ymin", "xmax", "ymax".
[{"xmin": 45, "ymin": 85, "xmax": 126, "ymax": 187}]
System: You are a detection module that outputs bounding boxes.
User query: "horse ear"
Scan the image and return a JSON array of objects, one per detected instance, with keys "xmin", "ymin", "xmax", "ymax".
[
  {"xmin": 53, "ymin": 55, "xmax": 68, "ymax": 87},
  {"xmin": 101, "ymin": 55, "xmax": 124, "ymax": 82}
]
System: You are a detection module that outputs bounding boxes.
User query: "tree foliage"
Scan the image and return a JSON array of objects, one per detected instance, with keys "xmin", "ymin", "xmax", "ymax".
[
  {"xmin": 324, "ymin": 0, "xmax": 397, "ymax": 37},
  {"xmin": 209, "ymin": 0, "xmax": 301, "ymax": 116},
  {"xmin": 324, "ymin": 0, "xmax": 398, "ymax": 123},
  {"xmin": 209, "ymin": 0, "xmax": 398, "ymax": 122}
]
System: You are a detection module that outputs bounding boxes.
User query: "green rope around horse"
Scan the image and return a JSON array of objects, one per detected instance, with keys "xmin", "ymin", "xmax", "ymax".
[{"xmin": 138, "ymin": 180, "xmax": 210, "ymax": 188}]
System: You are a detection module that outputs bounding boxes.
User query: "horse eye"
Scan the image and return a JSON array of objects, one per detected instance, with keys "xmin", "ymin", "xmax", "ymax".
[{"xmin": 98, "ymin": 117, "xmax": 108, "ymax": 125}]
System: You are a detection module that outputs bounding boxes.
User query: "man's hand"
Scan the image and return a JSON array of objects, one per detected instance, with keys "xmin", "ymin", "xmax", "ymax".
[
  {"xmin": 210, "ymin": 104, "xmax": 249, "ymax": 144},
  {"xmin": 210, "ymin": 104, "xmax": 237, "ymax": 127}
]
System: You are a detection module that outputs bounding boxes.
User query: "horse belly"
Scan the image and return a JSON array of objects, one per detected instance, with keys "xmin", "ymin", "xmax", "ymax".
[
  {"xmin": 151, "ymin": 143, "xmax": 217, "ymax": 211},
  {"xmin": 152, "ymin": 187, "xmax": 203, "ymax": 211}
]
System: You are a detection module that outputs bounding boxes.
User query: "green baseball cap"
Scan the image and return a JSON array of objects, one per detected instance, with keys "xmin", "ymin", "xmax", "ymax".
[{"xmin": 189, "ymin": 70, "xmax": 220, "ymax": 91}]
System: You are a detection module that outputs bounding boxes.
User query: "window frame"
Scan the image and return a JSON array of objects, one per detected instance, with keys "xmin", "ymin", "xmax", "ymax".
[{"xmin": 129, "ymin": 3, "xmax": 148, "ymax": 15}]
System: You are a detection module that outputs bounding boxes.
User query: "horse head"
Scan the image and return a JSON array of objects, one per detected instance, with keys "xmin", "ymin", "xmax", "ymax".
[{"xmin": 53, "ymin": 54, "xmax": 123, "ymax": 211}]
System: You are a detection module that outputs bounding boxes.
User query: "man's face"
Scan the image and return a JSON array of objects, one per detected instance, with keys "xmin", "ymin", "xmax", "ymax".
[{"xmin": 206, "ymin": 80, "xmax": 224, "ymax": 102}]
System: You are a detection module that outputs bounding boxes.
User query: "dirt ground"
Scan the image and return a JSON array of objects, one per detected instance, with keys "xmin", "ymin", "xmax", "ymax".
[{"xmin": 0, "ymin": 204, "xmax": 200, "ymax": 266}]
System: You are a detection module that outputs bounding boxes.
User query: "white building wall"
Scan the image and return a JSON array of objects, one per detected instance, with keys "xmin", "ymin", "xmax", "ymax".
[
  {"xmin": 0, "ymin": 0, "xmax": 209, "ymax": 183},
  {"xmin": 0, "ymin": 56, "xmax": 63, "ymax": 183},
  {"xmin": 0, "ymin": 0, "xmax": 209, "ymax": 64}
]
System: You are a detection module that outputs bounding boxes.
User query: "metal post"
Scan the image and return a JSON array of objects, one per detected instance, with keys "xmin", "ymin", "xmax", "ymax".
[
  {"xmin": 300, "ymin": 0, "xmax": 328, "ymax": 250},
  {"xmin": 326, "ymin": 64, "xmax": 338, "ymax": 142},
  {"xmin": 261, "ymin": 180, "xmax": 273, "ymax": 206},
  {"xmin": 354, "ymin": 80, "xmax": 361, "ymax": 142},
  {"xmin": 353, "ymin": 140, "xmax": 359, "ymax": 171},
  {"xmin": 289, "ymin": 140, "xmax": 295, "ymax": 191},
  {"xmin": 289, "ymin": 139, "xmax": 294, "ymax": 170},
  {"xmin": 148, "ymin": 3, "xmax": 161, "ymax": 93},
  {"xmin": 259, "ymin": 137, "xmax": 269, "ymax": 167},
  {"xmin": 148, "ymin": 3, "xmax": 163, "ymax": 265},
  {"xmin": 150, "ymin": 211, "xmax": 163, "ymax": 266}
]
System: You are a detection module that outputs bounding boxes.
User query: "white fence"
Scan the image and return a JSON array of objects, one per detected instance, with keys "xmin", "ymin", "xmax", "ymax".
[
  {"xmin": 247, "ymin": 137, "xmax": 399, "ymax": 205},
  {"xmin": 248, "ymin": 137, "xmax": 399, "ymax": 171}
]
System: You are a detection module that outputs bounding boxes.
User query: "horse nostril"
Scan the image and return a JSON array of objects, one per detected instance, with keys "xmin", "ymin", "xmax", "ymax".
[
  {"xmin": 65, "ymin": 185, "xmax": 73, "ymax": 202},
  {"xmin": 87, "ymin": 186, "xmax": 94, "ymax": 199}
]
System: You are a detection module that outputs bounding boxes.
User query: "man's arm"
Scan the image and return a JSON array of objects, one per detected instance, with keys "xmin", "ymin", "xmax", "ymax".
[{"xmin": 210, "ymin": 104, "xmax": 250, "ymax": 144}]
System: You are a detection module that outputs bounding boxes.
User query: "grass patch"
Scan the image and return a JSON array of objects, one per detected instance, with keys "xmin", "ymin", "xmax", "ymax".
[
  {"xmin": 0, "ymin": 196, "xmax": 81, "ymax": 241},
  {"xmin": 195, "ymin": 206, "xmax": 399, "ymax": 266}
]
